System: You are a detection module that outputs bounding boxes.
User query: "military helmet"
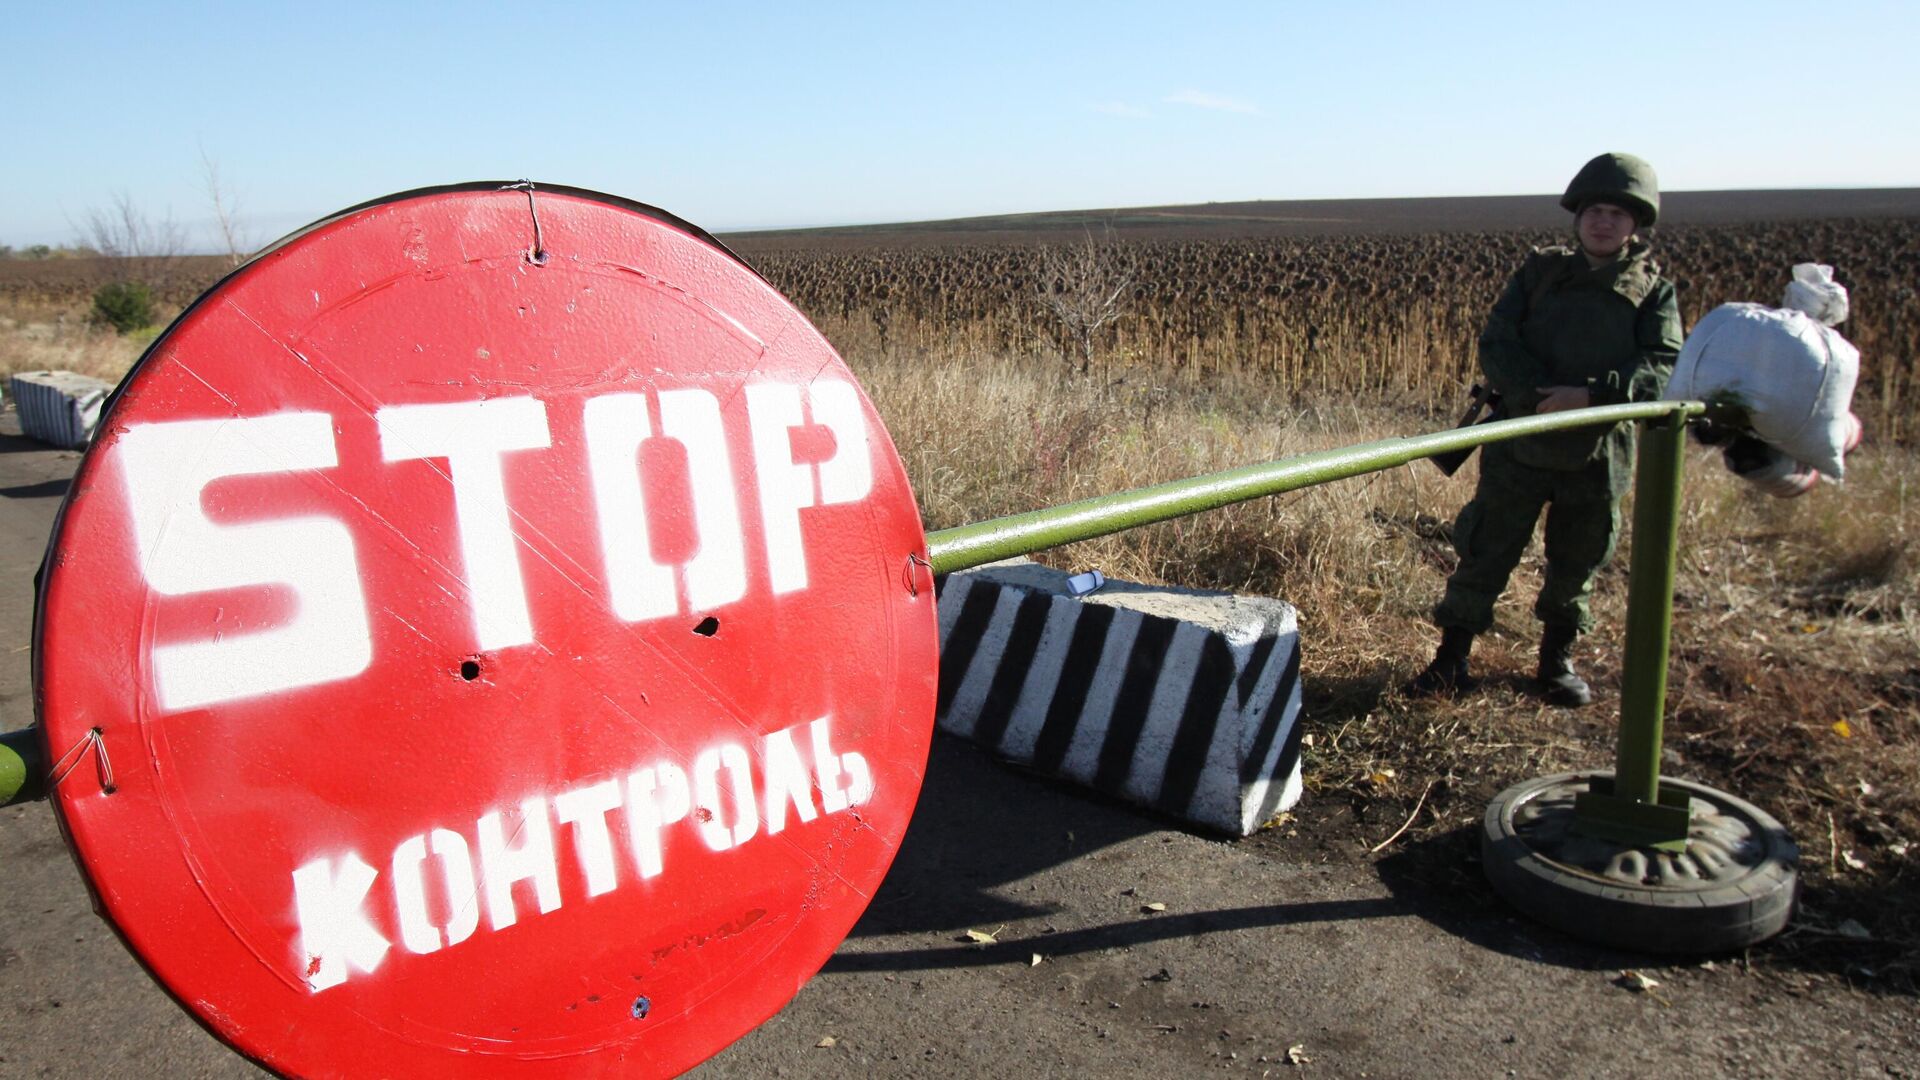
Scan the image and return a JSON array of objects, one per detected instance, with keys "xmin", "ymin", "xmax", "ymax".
[{"xmin": 1560, "ymin": 152, "xmax": 1660, "ymax": 227}]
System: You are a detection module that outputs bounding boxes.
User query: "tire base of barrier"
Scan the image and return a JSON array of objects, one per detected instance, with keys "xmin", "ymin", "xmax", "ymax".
[{"xmin": 1482, "ymin": 771, "xmax": 1798, "ymax": 953}]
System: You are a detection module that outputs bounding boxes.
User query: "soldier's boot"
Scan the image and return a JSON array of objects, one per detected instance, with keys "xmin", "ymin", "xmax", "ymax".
[
  {"xmin": 1537, "ymin": 623, "xmax": 1593, "ymax": 707},
  {"xmin": 1407, "ymin": 627, "xmax": 1478, "ymax": 697}
]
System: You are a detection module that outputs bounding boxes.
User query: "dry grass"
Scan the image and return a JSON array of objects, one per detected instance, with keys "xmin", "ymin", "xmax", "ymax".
[{"xmin": 0, "ymin": 297, "xmax": 157, "ymax": 385}]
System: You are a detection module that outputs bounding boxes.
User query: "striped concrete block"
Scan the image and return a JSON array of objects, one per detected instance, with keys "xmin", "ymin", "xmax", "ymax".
[
  {"xmin": 9, "ymin": 371, "xmax": 114, "ymax": 450},
  {"xmin": 936, "ymin": 561, "xmax": 1304, "ymax": 836}
]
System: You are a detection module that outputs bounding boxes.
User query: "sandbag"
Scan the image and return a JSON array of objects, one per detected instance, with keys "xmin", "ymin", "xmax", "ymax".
[
  {"xmin": 1783, "ymin": 262, "xmax": 1850, "ymax": 326},
  {"xmin": 1665, "ymin": 302, "xmax": 1860, "ymax": 479}
]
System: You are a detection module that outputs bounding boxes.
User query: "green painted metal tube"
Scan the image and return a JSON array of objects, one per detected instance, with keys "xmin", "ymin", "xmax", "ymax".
[
  {"xmin": 1610, "ymin": 413, "xmax": 1689, "ymax": 804},
  {"xmin": 2, "ymin": 727, "xmax": 48, "ymax": 808},
  {"xmin": 926, "ymin": 400, "xmax": 1704, "ymax": 574},
  {"xmin": 0, "ymin": 401, "xmax": 1703, "ymax": 813}
]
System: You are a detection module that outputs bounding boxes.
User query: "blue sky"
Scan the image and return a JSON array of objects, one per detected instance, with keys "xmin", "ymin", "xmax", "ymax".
[{"xmin": 6, "ymin": 1, "xmax": 1917, "ymax": 249}]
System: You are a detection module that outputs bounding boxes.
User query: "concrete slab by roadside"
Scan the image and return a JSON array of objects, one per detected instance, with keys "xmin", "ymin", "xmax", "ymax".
[{"xmin": 935, "ymin": 560, "xmax": 1303, "ymax": 835}]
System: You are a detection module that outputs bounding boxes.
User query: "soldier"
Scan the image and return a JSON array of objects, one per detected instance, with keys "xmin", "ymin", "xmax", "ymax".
[{"xmin": 1409, "ymin": 153, "xmax": 1684, "ymax": 706}]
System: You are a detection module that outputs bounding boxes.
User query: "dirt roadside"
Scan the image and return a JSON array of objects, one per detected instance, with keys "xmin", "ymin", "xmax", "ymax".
[{"xmin": 1, "ymin": 413, "xmax": 1913, "ymax": 1079}]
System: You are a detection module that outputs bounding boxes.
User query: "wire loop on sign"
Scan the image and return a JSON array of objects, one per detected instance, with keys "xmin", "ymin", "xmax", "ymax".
[
  {"xmin": 48, "ymin": 727, "xmax": 115, "ymax": 795},
  {"xmin": 904, "ymin": 553, "xmax": 932, "ymax": 597},
  {"xmin": 502, "ymin": 179, "xmax": 548, "ymax": 264}
]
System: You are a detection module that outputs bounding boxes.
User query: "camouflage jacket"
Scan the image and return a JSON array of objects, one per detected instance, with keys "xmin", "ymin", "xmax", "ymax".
[{"xmin": 1477, "ymin": 240, "xmax": 1682, "ymax": 484}]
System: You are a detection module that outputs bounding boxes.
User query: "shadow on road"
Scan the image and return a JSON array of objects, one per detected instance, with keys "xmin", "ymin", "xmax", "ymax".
[
  {"xmin": 0, "ymin": 478, "xmax": 70, "ymax": 500},
  {"xmin": 0, "ymin": 431, "xmax": 60, "ymax": 456},
  {"xmin": 833, "ymin": 733, "xmax": 1407, "ymax": 974},
  {"xmin": 828, "ymin": 896, "xmax": 1400, "ymax": 974},
  {"xmin": 845, "ymin": 734, "xmax": 1158, "ymax": 939},
  {"xmin": 1372, "ymin": 825, "xmax": 1647, "ymax": 973}
]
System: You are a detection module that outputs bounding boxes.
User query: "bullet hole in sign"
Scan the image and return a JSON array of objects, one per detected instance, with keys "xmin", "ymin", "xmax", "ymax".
[
  {"xmin": 460, "ymin": 659, "xmax": 481, "ymax": 681},
  {"xmin": 692, "ymin": 617, "xmax": 719, "ymax": 637}
]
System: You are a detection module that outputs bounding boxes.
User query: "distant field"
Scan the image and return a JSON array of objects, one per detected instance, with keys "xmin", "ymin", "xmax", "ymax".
[
  {"xmin": 722, "ymin": 187, "xmax": 1920, "ymax": 249},
  {"xmin": 722, "ymin": 194, "xmax": 1920, "ymax": 440},
  {"xmin": 5, "ymin": 188, "xmax": 1917, "ymax": 437},
  {"xmin": 6, "ymin": 187, "xmax": 1916, "ymax": 297}
]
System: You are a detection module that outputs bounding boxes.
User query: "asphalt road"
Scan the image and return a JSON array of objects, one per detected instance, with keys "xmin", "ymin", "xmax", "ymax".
[{"xmin": 1, "ymin": 407, "xmax": 1913, "ymax": 1079}]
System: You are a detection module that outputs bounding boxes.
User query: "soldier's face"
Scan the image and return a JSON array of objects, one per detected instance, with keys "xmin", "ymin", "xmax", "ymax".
[{"xmin": 1577, "ymin": 203, "xmax": 1637, "ymax": 258}]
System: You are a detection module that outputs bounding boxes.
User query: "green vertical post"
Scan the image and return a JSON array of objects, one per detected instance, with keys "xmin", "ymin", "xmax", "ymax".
[
  {"xmin": 1572, "ymin": 413, "xmax": 1693, "ymax": 848},
  {"xmin": 1614, "ymin": 413, "xmax": 1688, "ymax": 801}
]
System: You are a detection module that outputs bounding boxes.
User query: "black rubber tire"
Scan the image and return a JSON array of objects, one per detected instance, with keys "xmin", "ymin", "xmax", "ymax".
[{"xmin": 1482, "ymin": 771, "xmax": 1798, "ymax": 954}]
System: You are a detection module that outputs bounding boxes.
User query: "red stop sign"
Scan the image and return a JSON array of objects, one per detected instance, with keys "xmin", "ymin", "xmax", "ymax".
[{"xmin": 35, "ymin": 185, "xmax": 937, "ymax": 1077}]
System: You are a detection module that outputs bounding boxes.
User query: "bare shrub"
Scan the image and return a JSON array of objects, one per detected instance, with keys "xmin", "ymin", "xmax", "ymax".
[
  {"xmin": 1035, "ymin": 229, "xmax": 1133, "ymax": 376},
  {"xmin": 78, "ymin": 191, "xmax": 187, "ymax": 297},
  {"xmin": 200, "ymin": 146, "xmax": 255, "ymax": 268}
]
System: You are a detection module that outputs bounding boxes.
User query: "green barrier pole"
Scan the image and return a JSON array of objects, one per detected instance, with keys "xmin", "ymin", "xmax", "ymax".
[
  {"xmin": 1617, "ymin": 413, "xmax": 1688, "ymax": 801},
  {"xmin": 0, "ymin": 402, "xmax": 1703, "ymax": 812},
  {"xmin": 927, "ymin": 400, "xmax": 1705, "ymax": 849},
  {"xmin": 928, "ymin": 400, "xmax": 1704, "ymax": 574},
  {"xmin": 1571, "ymin": 411, "xmax": 1694, "ymax": 849}
]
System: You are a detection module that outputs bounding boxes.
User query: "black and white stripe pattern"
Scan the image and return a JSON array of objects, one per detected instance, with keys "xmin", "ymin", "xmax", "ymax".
[
  {"xmin": 936, "ymin": 563, "xmax": 1304, "ymax": 836},
  {"xmin": 8, "ymin": 371, "xmax": 112, "ymax": 450}
]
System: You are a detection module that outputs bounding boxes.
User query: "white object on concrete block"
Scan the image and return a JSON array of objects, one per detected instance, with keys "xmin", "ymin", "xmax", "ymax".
[
  {"xmin": 936, "ymin": 561, "xmax": 1304, "ymax": 836},
  {"xmin": 9, "ymin": 371, "xmax": 114, "ymax": 450}
]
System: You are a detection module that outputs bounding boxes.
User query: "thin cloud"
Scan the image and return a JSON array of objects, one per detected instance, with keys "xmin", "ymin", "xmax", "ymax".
[
  {"xmin": 1165, "ymin": 89, "xmax": 1259, "ymax": 115},
  {"xmin": 1093, "ymin": 101, "xmax": 1153, "ymax": 119}
]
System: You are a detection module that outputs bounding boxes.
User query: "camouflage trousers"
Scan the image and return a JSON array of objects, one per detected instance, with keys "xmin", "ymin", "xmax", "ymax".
[{"xmin": 1433, "ymin": 442, "xmax": 1622, "ymax": 636}]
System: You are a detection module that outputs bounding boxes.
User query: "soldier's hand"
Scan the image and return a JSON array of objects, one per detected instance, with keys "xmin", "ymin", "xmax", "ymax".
[{"xmin": 1533, "ymin": 386, "xmax": 1591, "ymax": 414}]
